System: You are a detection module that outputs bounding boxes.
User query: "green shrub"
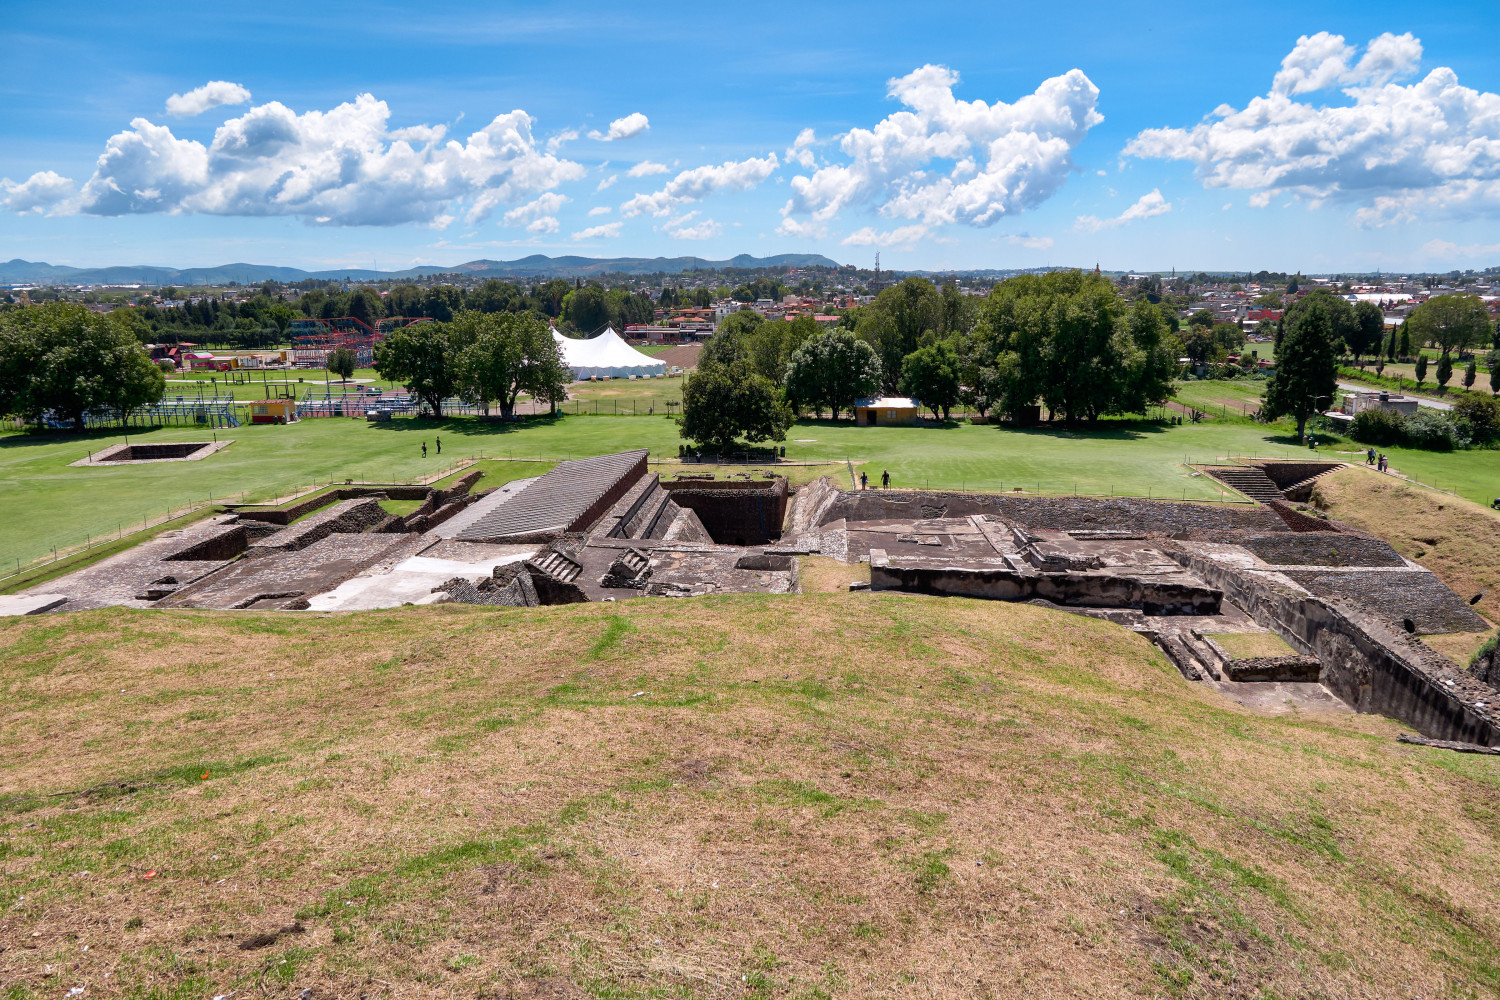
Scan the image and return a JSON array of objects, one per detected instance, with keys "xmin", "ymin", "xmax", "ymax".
[
  {"xmin": 1403, "ymin": 408, "xmax": 1462, "ymax": 450},
  {"xmin": 1350, "ymin": 407, "xmax": 1404, "ymax": 446}
]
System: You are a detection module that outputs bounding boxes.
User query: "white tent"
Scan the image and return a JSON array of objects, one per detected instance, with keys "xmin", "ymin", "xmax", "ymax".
[{"xmin": 551, "ymin": 326, "xmax": 667, "ymax": 380}]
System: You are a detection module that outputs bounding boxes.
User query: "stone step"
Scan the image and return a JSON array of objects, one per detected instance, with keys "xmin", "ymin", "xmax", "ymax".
[
  {"xmin": 1207, "ymin": 467, "xmax": 1283, "ymax": 502},
  {"xmin": 532, "ymin": 549, "xmax": 582, "ymax": 584}
]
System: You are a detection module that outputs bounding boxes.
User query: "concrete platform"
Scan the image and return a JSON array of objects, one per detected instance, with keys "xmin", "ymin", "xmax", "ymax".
[
  {"xmin": 305, "ymin": 548, "xmax": 537, "ymax": 611},
  {"xmin": 0, "ymin": 594, "xmax": 70, "ymax": 616}
]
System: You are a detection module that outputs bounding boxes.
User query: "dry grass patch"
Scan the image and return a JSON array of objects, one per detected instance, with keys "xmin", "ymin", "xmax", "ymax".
[
  {"xmin": 1311, "ymin": 465, "xmax": 1500, "ymax": 628},
  {"xmin": 797, "ymin": 556, "xmax": 870, "ymax": 594},
  {"xmin": 1, "ymin": 596, "xmax": 1498, "ymax": 999},
  {"xmin": 1422, "ymin": 630, "xmax": 1497, "ymax": 666}
]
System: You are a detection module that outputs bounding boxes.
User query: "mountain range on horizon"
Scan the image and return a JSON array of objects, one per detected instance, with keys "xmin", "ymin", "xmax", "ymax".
[{"xmin": 0, "ymin": 253, "xmax": 848, "ymax": 287}]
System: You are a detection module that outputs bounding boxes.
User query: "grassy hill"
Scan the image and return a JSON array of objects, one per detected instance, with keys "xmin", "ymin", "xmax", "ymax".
[{"xmin": 3, "ymin": 595, "xmax": 1498, "ymax": 998}]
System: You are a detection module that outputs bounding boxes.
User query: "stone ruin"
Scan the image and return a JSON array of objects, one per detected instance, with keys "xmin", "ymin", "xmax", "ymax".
[{"xmin": 16, "ymin": 451, "xmax": 1497, "ymax": 747}]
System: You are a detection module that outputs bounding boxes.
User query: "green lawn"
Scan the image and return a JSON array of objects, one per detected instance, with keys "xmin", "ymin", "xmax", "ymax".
[
  {"xmin": 6, "ymin": 407, "xmax": 1500, "ymax": 570},
  {"xmin": 1171, "ymin": 378, "xmax": 1267, "ymax": 416}
]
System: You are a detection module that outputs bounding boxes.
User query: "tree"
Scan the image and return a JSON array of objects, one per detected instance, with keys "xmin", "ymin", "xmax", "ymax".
[
  {"xmin": 1262, "ymin": 291, "xmax": 1343, "ymax": 441},
  {"xmin": 1406, "ymin": 294, "xmax": 1490, "ymax": 357},
  {"xmin": 856, "ymin": 277, "xmax": 942, "ymax": 392},
  {"xmin": 899, "ymin": 342, "xmax": 961, "ymax": 419},
  {"xmin": 701, "ymin": 309, "xmax": 764, "ymax": 368},
  {"xmin": 1415, "ymin": 354, "xmax": 1428, "ymax": 386},
  {"xmin": 1187, "ymin": 309, "xmax": 1216, "ymax": 329},
  {"xmin": 783, "ymin": 330, "xmax": 882, "ymax": 419},
  {"xmin": 679, "ymin": 359, "xmax": 791, "ymax": 453},
  {"xmin": 1350, "ymin": 301, "xmax": 1383, "ymax": 361},
  {"xmin": 326, "ymin": 347, "xmax": 356, "ymax": 381},
  {"xmin": 562, "ymin": 285, "xmax": 610, "ymax": 334},
  {"xmin": 347, "ymin": 287, "xmax": 383, "ymax": 327},
  {"xmin": 1454, "ymin": 394, "xmax": 1500, "ymax": 446},
  {"xmin": 969, "ymin": 270, "xmax": 1177, "ymax": 423},
  {"xmin": 452, "ymin": 311, "xmax": 568, "ymax": 418},
  {"xmin": 1466, "ymin": 359, "xmax": 1479, "ymax": 390},
  {"xmin": 1436, "ymin": 352, "xmax": 1453, "ymax": 390},
  {"xmin": 1398, "ymin": 325, "xmax": 1411, "ymax": 358},
  {"xmin": 0, "ymin": 303, "xmax": 164, "ymax": 431},
  {"xmin": 373, "ymin": 322, "xmax": 463, "ymax": 417}
]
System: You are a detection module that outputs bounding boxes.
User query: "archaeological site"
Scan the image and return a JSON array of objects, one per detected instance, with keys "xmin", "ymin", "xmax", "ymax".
[{"xmin": 14, "ymin": 450, "xmax": 1497, "ymax": 748}]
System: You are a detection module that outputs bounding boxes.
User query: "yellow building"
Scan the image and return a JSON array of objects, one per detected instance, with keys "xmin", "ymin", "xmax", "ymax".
[{"xmin": 854, "ymin": 397, "xmax": 923, "ymax": 426}]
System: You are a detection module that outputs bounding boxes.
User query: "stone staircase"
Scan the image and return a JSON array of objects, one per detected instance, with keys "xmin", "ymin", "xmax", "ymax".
[
  {"xmin": 1206, "ymin": 466, "xmax": 1283, "ymax": 503},
  {"xmin": 530, "ymin": 548, "xmax": 582, "ymax": 584}
]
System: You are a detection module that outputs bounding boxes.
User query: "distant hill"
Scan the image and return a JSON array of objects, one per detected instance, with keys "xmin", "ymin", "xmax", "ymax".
[{"xmin": 0, "ymin": 253, "xmax": 845, "ymax": 287}]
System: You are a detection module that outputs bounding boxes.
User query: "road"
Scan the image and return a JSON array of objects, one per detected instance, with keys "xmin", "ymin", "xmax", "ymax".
[{"xmin": 1337, "ymin": 382, "xmax": 1452, "ymax": 411}]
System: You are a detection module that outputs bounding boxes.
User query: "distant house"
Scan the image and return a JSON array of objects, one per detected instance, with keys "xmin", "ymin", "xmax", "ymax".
[
  {"xmin": 1341, "ymin": 391, "xmax": 1420, "ymax": 417},
  {"xmin": 854, "ymin": 397, "xmax": 923, "ymax": 426}
]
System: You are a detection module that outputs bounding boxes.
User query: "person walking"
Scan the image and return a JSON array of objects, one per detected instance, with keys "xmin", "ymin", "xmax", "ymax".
[
  {"xmin": 421, "ymin": 442, "xmax": 427, "ymax": 459},
  {"xmin": 859, "ymin": 471, "xmax": 868, "ymax": 490},
  {"xmin": 881, "ymin": 469, "xmax": 890, "ymax": 488},
  {"xmin": 436, "ymin": 436, "xmax": 442, "ymax": 455},
  {"xmin": 1366, "ymin": 447, "xmax": 1376, "ymax": 465}
]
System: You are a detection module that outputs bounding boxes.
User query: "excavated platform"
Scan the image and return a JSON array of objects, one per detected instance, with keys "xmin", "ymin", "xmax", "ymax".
[
  {"xmin": 28, "ymin": 516, "xmax": 249, "ymax": 612},
  {"xmin": 457, "ymin": 450, "xmax": 647, "ymax": 542},
  {"xmin": 161, "ymin": 533, "xmax": 429, "ymax": 610}
]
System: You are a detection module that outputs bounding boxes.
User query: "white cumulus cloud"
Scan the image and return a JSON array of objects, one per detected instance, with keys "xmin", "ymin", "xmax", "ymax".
[
  {"xmin": 573, "ymin": 221, "xmax": 622, "ymax": 240},
  {"xmin": 1074, "ymin": 189, "xmax": 1171, "ymax": 231},
  {"xmin": 546, "ymin": 128, "xmax": 579, "ymax": 153},
  {"xmin": 841, "ymin": 224, "xmax": 928, "ymax": 248},
  {"xmin": 587, "ymin": 205, "xmax": 612, "ymax": 216},
  {"xmin": 165, "ymin": 80, "xmax": 252, "ymax": 118},
  {"xmin": 666, "ymin": 214, "xmax": 722, "ymax": 240},
  {"xmin": 26, "ymin": 93, "xmax": 586, "ymax": 226},
  {"xmin": 589, "ymin": 113, "xmax": 649, "ymax": 141},
  {"xmin": 781, "ymin": 64, "xmax": 1102, "ymax": 230},
  {"xmin": 628, "ymin": 160, "xmax": 669, "ymax": 177},
  {"xmin": 525, "ymin": 216, "xmax": 559, "ymax": 234},
  {"xmin": 776, "ymin": 215, "xmax": 827, "ymax": 239},
  {"xmin": 502, "ymin": 191, "xmax": 569, "ymax": 227},
  {"xmin": 0, "ymin": 170, "xmax": 75, "ymax": 213},
  {"xmin": 1124, "ymin": 32, "xmax": 1500, "ymax": 225},
  {"xmin": 596, "ymin": 174, "xmax": 618, "ymax": 191},
  {"xmin": 785, "ymin": 128, "xmax": 817, "ymax": 168},
  {"xmin": 620, "ymin": 153, "xmax": 778, "ymax": 217}
]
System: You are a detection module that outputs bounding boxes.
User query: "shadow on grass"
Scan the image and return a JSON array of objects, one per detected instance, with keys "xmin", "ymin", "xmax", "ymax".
[{"xmin": 0, "ymin": 426, "xmax": 162, "ymax": 450}]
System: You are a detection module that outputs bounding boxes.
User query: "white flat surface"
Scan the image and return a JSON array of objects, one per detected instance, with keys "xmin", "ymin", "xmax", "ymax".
[
  {"xmin": 0, "ymin": 594, "xmax": 69, "ymax": 616},
  {"xmin": 305, "ymin": 551, "xmax": 535, "ymax": 611}
]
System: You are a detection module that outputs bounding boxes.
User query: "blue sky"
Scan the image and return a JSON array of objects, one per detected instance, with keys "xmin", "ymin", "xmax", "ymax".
[{"xmin": 2, "ymin": 0, "xmax": 1497, "ymax": 273}]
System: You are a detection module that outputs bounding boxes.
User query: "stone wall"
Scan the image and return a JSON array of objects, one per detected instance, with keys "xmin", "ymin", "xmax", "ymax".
[
  {"xmin": 660, "ymin": 477, "xmax": 790, "ymax": 545},
  {"xmin": 251, "ymin": 498, "xmax": 388, "ymax": 553},
  {"xmin": 164, "ymin": 524, "xmax": 249, "ymax": 562},
  {"xmin": 870, "ymin": 551, "xmax": 1222, "ymax": 615},
  {"xmin": 1232, "ymin": 533, "xmax": 1405, "ymax": 567},
  {"xmin": 822, "ymin": 491, "xmax": 1287, "ymax": 535},
  {"xmin": 1281, "ymin": 568, "xmax": 1489, "ymax": 634},
  {"xmin": 1174, "ymin": 546, "xmax": 1498, "ymax": 745}
]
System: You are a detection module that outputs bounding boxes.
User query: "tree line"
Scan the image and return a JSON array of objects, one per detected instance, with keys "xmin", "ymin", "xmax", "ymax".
[{"xmin": 679, "ymin": 271, "xmax": 1184, "ymax": 453}]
